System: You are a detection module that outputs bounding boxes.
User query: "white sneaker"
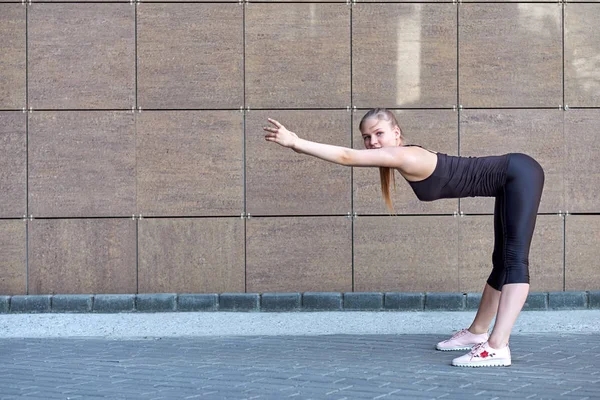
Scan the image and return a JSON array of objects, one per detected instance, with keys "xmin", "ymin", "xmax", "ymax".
[
  {"xmin": 436, "ymin": 328, "xmax": 489, "ymax": 351},
  {"xmin": 451, "ymin": 341, "xmax": 511, "ymax": 367}
]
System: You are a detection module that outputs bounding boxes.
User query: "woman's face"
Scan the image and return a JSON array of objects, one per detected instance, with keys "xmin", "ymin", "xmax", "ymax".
[{"xmin": 360, "ymin": 118, "xmax": 402, "ymax": 150}]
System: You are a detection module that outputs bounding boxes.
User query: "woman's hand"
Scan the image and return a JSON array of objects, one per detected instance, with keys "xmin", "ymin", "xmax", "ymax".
[{"xmin": 264, "ymin": 118, "xmax": 298, "ymax": 149}]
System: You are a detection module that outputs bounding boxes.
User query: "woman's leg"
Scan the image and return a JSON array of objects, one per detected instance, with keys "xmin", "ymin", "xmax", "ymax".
[
  {"xmin": 488, "ymin": 283, "xmax": 529, "ymax": 348},
  {"xmin": 468, "ymin": 193, "xmax": 505, "ymax": 335},
  {"xmin": 452, "ymin": 154, "xmax": 544, "ymax": 366},
  {"xmin": 485, "ymin": 154, "xmax": 544, "ymax": 349},
  {"xmin": 436, "ymin": 195, "xmax": 503, "ymax": 351},
  {"xmin": 468, "ymin": 283, "xmax": 501, "ymax": 335}
]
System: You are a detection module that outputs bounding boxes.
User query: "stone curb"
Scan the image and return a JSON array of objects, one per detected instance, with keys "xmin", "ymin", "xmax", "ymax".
[
  {"xmin": 178, "ymin": 294, "xmax": 219, "ymax": 312},
  {"xmin": 303, "ymin": 292, "xmax": 342, "ymax": 311},
  {"xmin": 590, "ymin": 291, "xmax": 600, "ymax": 309},
  {"xmin": 465, "ymin": 293, "xmax": 482, "ymax": 310},
  {"xmin": 344, "ymin": 292, "xmax": 383, "ymax": 311},
  {"xmin": 136, "ymin": 293, "xmax": 177, "ymax": 313},
  {"xmin": 52, "ymin": 294, "xmax": 93, "ymax": 313},
  {"xmin": 10, "ymin": 295, "xmax": 52, "ymax": 313},
  {"xmin": 0, "ymin": 296, "xmax": 10, "ymax": 313},
  {"xmin": 0, "ymin": 291, "xmax": 596, "ymax": 313},
  {"xmin": 425, "ymin": 292, "xmax": 464, "ymax": 311},
  {"xmin": 548, "ymin": 291, "xmax": 588, "ymax": 310},
  {"xmin": 523, "ymin": 292, "xmax": 549, "ymax": 311},
  {"xmin": 220, "ymin": 293, "xmax": 260, "ymax": 312},
  {"xmin": 261, "ymin": 293, "xmax": 301, "ymax": 312},
  {"xmin": 93, "ymin": 295, "xmax": 135, "ymax": 313},
  {"xmin": 384, "ymin": 293, "xmax": 424, "ymax": 311}
]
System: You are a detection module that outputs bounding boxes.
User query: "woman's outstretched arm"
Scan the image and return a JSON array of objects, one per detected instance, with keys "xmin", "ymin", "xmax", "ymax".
[{"xmin": 264, "ymin": 118, "xmax": 405, "ymax": 169}]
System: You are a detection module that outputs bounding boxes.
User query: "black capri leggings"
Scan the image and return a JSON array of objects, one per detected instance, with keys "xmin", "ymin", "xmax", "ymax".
[{"xmin": 487, "ymin": 153, "xmax": 545, "ymax": 291}]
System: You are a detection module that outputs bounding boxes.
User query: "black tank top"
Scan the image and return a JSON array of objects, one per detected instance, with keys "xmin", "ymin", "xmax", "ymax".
[{"xmin": 403, "ymin": 145, "xmax": 510, "ymax": 201}]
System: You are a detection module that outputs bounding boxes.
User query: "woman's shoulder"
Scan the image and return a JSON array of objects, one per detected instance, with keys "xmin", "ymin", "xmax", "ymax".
[{"xmin": 402, "ymin": 144, "xmax": 438, "ymax": 154}]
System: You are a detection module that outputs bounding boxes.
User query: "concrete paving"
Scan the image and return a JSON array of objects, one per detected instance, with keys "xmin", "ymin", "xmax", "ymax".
[
  {"xmin": 1, "ymin": 311, "xmax": 599, "ymax": 399},
  {"xmin": 1, "ymin": 310, "xmax": 599, "ymax": 338}
]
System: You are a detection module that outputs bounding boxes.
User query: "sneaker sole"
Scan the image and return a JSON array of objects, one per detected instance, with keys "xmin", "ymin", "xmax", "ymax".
[
  {"xmin": 435, "ymin": 345, "xmax": 474, "ymax": 351},
  {"xmin": 451, "ymin": 359, "xmax": 511, "ymax": 367}
]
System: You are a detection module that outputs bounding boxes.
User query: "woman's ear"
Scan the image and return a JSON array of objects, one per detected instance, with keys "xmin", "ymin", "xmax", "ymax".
[{"xmin": 394, "ymin": 125, "xmax": 403, "ymax": 145}]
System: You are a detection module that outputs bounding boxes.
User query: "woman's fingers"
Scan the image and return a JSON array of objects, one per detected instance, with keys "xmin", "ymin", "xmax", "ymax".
[
  {"xmin": 268, "ymin": 118, "xmax": 283, "ymax": 128},
  {"xmin": 265, "ymin": 119, "xmax": 291, "ymax": 146}
]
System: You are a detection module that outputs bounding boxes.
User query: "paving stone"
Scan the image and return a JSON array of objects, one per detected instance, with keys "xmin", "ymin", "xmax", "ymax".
[
  {"xmin": 588, "ymin": 291, "xmax": 600, "ymax": 309},
  {"xmin": 1, "ymin": 333, "xmax": 598, "ymax": 399},
  {"xmin": 93, "ymin": 295, "xmax": 135, "ymax": 313},
  {"xmin": 177, "ymin": 294, "xmax": 218, "ymax": 312},
  {"xmin": 302, "ymin": 293, "xmax": 342, "ymax": 311},
  {"xmin": 0, "ymin": 296, "xmax": 10, "ymax": 313},
  {"xmin": 261, "ymin": 293, "xmax": 301, "ymax": 312},
  {"xmin": 136, "ymin": 294, "xmax": 177, "ymax": 312},
  {"xmin": 384, "ymin": 293, "xmax": 424, "ymax": 311},
  {"xmin": 523, "ymin": 292, "xmax": 548, "ymax": 311},
  {"xmin": 424, "ymin": 293, "xmax": 464, "ymax": 311},
  {"xmin": 219, "ymin": 293, "xmax": 260, "ymax": 312},
  {"xmin": 465, "ymin": 293, "xmax": 482, "ymax": 310},
  {"xmin": 343, "ymin": 292, "xmax": 383, "ymax": 311},
  {"xmin": 10, "ymin": 295, "xmax": 51, "ymax": 313},
  {"xmin": 548, "ymin": 291, "xmax": 588, "ymax": 310},
  {"xmin": 52, "ymin": 295, "xmax": 93, "ymax": 313}
]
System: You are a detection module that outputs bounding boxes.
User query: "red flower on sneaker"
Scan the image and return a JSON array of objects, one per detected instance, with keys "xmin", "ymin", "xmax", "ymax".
[{"xmin": 480, "ymin": 350, "xmax": 489, "ymax": 358}]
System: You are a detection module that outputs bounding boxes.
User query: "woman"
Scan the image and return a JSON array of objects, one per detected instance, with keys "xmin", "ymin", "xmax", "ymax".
[{"xmin": 264, "ymin": 108, "xmax": 545, "ymax": 368}]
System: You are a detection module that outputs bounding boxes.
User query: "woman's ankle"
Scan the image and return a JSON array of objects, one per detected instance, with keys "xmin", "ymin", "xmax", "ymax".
[
  {"xmin": 467, "ymin": 326, "xmax": 489, "ymax": 335},
  {"xmin": 487, "ymin": 338, "xmax": 509, "ymax": 349}
]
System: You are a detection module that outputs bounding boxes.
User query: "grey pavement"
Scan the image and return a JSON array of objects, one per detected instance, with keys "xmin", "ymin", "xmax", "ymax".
[{"xmin": 1, "ymin": 311, "xmax": 599, "ymax": 399}]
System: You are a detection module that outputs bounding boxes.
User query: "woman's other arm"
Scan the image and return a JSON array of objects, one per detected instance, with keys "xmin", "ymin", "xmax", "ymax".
[{"xmin": 264, "ymin": 118, "xmax": 406, "ymax": 169}]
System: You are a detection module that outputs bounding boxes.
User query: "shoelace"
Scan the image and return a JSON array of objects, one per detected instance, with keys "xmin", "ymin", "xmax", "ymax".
[
  {"xmin": 466, "ymin": 342, "xmax": 486, "ymax": 360},
  {"xmin": 448, "ymin": 328, "xmax": 468, "ymax": 340},
  {"xmin": 469, "ymin": 342, "xmax": 485, "ymax": 355}
]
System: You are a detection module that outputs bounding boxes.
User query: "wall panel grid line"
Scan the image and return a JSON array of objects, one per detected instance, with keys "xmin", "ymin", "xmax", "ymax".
[{"xmin": 5, "ymin": 212, "xmax": 596, "ymax": 220}]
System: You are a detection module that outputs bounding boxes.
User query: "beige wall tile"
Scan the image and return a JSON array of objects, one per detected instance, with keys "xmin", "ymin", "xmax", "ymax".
[
  {"xmin": 144, "ymin": 0, "xmax": 238, "ymax": 2},
  {"xmin": 259, "ymin": 0, "xmax": 346, "ymax": 2},
  {"xmin": 0, "ymin": 221, "xmax": 26, "ymax": 295},
  {"xmin": 565, "ymin": 110, "xmax": 600, "ymax": 213},
  {"xmin": 565, "ymin": 4, "xmax": 600, "ymax": 107},
  {"xmin": 460, "ymin": 109, "xmax": 564, "ymax": 214},
  {"xmin": 0, "ymin": 112, "xmax": 26, "ymax": 218},
  {"xmin": 39, "ymin": 0, "xmax": 130, "ymax": 2},
  {"xmin": 353, "ymin": 110, "xmax": 458, "ymax": 215},
  {"xmin": 459, "ymin": 215, "xmax": 563, "ymax": 293},
  {"xmin": 246, "ymin": 110, "xmax": 351, "ymax": 215},
  {"xmin": 29, "ymin": 112, "xmax": 136, "ymax": 218},
  {"xmin": 137, "ymin": 111, "xmax": 243, "ymax": 216},
  {"xmin": 565, "ymin": 215, "xmax": 600, "ymax": 291},
  {"xmin": 359, "ymin": 0, "xmax": 448, "ymax": 2},
  {"xmin": 138, "ymin": 218, "xmax": 244, "ymax": 293},
  {"xmin": 462, "ymin": 0, "xmax": 553, "ymax": 2},
  {"xmin": 353, "ymin": 4, "xmax": 456, "ymax": 108},
  {"xmin": 354, "ymin": 216, "xmax": 459, "ymax": 292},
  {"xmin": 28, "ymin": 219, "xmax": 137, "ymax": 294},
  {"xmin": 138, "ymin": 4, "xmax": 243, "ymax": 109},
  {"xmin": 0, "ymin": 5, "xmax": 25, "ymax": 109},
  {"xmin": 459, "ymin": 4, "xmax": 562, "ymax": 107},
  {"xmin": 28, "ymin": 4, "xmax": 135, "ymax": 109},
  {"xmin": 246, "ymin": 217, "xmax": 352, "ymax": 292},
  {"xmin": 39, "ymin": 0, "xmax": 238, "ymax": 2},
  {"xmin": 246, "ymin": 4, "xmax": 350, "ymax": 108}
]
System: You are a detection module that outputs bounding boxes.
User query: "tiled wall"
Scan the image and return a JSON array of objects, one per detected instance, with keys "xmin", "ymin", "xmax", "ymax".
[{"xmin": 1, "ymin": 1, "xmax": 599, "ymax": 295}]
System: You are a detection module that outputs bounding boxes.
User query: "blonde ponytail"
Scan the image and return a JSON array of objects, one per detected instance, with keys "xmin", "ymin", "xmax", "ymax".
[
  {"xmin": 359, "ymin": 108, "xmax": 403, "ymax": 214},
  {"xmin": 379, "ymin": 166, "xmax": 396, "ymax": 214}
]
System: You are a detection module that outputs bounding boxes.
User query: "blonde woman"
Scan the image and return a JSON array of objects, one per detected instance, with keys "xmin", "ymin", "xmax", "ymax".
[{"xmin": 264, "ymin": 108, "xmax": 544, "ymax": 368}]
